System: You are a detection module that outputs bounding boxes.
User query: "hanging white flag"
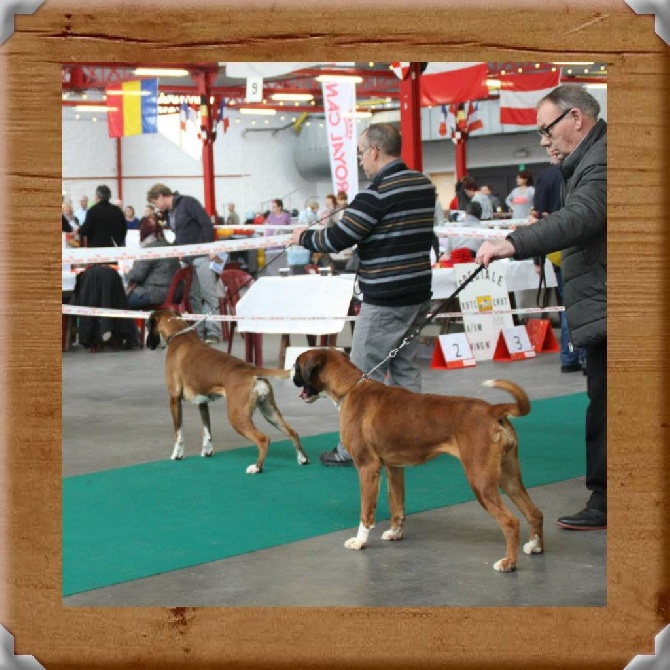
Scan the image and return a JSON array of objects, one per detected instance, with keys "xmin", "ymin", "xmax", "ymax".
[{"xmin": 321, "ymin": 80, "xmax": 359, "ymax": 202}]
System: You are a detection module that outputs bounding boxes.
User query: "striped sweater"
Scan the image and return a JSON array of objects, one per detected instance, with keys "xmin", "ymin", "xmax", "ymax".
[{"xmin": 299, "ymin": 159, "xmax": 436, "ymax": 306}]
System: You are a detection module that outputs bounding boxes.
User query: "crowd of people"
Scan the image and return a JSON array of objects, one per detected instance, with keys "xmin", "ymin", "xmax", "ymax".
[{"xmin": 63, "ymin": 84, "xmax": 607, "ymax": 533}]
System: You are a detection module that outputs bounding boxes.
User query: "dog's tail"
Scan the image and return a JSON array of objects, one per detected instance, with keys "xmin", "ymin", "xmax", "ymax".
[
  {"xmin": 482, "ymin": 379, "xmax": 530, "ymax": 417},
  {"xmin": 254, "ymin": 368, "xmax": 291, "ymax": 379}
]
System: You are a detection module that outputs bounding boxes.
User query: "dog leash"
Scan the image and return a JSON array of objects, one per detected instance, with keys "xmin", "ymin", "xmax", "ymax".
[{"xmin": 357, "ymin": 263, "xmax": 486, "ymax": 384}]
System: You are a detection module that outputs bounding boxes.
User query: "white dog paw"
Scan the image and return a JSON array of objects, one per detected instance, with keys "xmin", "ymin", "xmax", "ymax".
[
  {"xmin": 170, "ymin": 447, "xmax": 184, "ymax": 461},
  {"xmin": 523, "ymin": 535, "xmax": 543, "ymax": 555},
  {"xmin": 493, "ymin": 558, "xmax": 516, "ymax": 572},
  {"xmin": 344, "ymin": 538, "xmax": 366, "ymax": 550},
  {"xmin": 381, "ymin": 528, "xmax": 404, "ymax": 541},
  {"xmin": 246, "ymin": 464, "xmax": 261, "ymax": 474},
  {"xmin": 297, "ymin": 453, "xmax": 309, "ymax": 465},
  {"xmin": 201, "ymin": 445, "xmax": 213, "ymax": 457}
]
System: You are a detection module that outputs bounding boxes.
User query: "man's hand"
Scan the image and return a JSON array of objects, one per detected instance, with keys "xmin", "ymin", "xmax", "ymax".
[
  {"xmin": 475, "ymin": 239, "xmax": 516, "ymax": 267},
  {"xmin": 290, "ymin": 227, "xmax": 307, "ymax": 245}
]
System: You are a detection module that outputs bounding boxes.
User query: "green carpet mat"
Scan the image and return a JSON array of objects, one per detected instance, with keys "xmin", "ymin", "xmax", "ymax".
[{"xmin": 63, "ymin": 393, "xmax": 588, "ymax": 596}]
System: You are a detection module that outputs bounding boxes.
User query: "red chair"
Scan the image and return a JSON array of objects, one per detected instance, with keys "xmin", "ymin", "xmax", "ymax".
[
  {"xmin": 137, "ymin": 266, "xmax": 195, "ymax": 346},
  {"xmin": 219, "ymin": 269, "xmax": 263, "ymax": 365}
]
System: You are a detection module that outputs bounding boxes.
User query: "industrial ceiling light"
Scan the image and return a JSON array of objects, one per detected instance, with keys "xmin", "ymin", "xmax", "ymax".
[
  {"xmin": 238, "ymin": 107, "xmax": 277, "ymax": 115},
  {"xmin": 315, "ymin": 74, "xmax": 363, "ymax": 83},
  {"xmin": 270, "ymin": 93, "xmax": 314, "ymax": 101},
  {"xmin": 74, "ymin": 105, "xmax": 115, "ymax": 112},
  {"xmin": 133, "ymin": 67, "xmax": 190, "ymax": 77}
]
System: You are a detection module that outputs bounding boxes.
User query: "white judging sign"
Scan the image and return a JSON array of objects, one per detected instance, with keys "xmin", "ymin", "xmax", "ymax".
[
  {"xmin": 500, "ymin": 325, "xmax": 536, "ymax": 360},
  {"xmin": 246, "ymin": 76, "xmax": 263, "ymax": 102},
  {"xmin": 437, "ymin": 333, "xmax": 476, "ymax": 368},
  {"xmin": 454, "ymin": 262, "xmax": 515, "ymax": 361}
]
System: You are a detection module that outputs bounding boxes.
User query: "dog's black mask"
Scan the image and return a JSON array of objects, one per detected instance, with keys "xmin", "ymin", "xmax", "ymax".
[
  {"xmin": 292, "ymin": 354, "xmax": 322, "ymax": 402},
  {"xmin": 146, "ymin": 314, "xmax": 161, "ymax": 350}
]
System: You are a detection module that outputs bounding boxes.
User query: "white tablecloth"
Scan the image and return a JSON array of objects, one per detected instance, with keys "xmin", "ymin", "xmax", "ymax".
[
  {"xmin": 431, "ymin": 258, "xmax": 556, "ymax": 300},
  {"xmin": 236, "ymin": 274, "xmax": 355, "ymax": 335}
]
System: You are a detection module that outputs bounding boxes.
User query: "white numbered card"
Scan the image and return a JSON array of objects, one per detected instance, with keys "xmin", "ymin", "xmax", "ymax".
[
  {"xmin": 501, "ymin": 325, "xmax": 536, "ymax": 359},
  {"xmin": 438, "ymin": 333, "xmax": 476, "ymax": 367},
  {"xmin": 246, "ymin": 76, "xmax": 263, "ymax": 102}
]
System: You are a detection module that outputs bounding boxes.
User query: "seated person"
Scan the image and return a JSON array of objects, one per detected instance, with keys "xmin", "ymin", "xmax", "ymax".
[
  {"xmin": 440, "ymin": 200, "xmax": 486, "ymax": 261},
  {"xmin": 125, "ymin": 217, "xmax": 180, "ymax": 309}
]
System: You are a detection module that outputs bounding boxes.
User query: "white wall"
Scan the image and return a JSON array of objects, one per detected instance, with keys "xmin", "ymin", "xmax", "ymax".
[{"xmin": 62, "ymin": 86, "xmax": 607, "ymax": 215}]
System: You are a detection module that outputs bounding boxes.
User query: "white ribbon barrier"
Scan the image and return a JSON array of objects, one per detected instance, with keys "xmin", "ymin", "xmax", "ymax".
[
  {"xmin": 62, "ymin": 235, "xmax": 294, "ymax": 265},
  {"xmin": 435, "ymin": 227, "xmax": 512, "ymax": 240},
  {"xmin": 62, "ymin": 304, "xmax": 563, "ymax": 321}
]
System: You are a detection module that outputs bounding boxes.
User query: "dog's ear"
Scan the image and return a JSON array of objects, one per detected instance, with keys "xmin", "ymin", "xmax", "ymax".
[
  {"xmin": 146, "ymin": 313, "xmax": 159, "ymax": 350},
  {"xmin": 301, "ymin": 350, "xmax": 325, "ymax": 387}
]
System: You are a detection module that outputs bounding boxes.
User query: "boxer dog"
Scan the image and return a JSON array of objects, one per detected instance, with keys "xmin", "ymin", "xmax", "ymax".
[
  {"xmin": 147, "ymin": 309, "xmax": 308, "ymax": 473},
  {"xmin": 292, "ymin": 348, "xmax": 543, "ymax": 572}
]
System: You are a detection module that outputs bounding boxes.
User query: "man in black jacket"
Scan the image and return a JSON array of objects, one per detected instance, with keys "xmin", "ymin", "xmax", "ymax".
[
  {"xmin": 79, "ymin": 184, "xmax": 127, "ymax": 247},
  {"xmin": 146, "ymin": 183, "xmax": 222, "ymax": 344},
  {"xmin": 476, "ymin": 85, "xmax": 607, "ymax": 530}
]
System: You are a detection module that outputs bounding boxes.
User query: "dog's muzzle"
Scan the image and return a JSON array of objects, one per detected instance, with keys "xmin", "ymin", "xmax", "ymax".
[{"xmin": 292, "ymin": 364, "xmax": 320, "ymax": 403}]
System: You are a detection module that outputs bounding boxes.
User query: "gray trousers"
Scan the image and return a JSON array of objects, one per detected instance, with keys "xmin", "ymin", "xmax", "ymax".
[
  {"xmin": 336, "ymin": 299, "xmax": 431, "ymax": 457},
  {"xmin": 187, "ymin": 256, "xmax": 222, "ymax": 340}
]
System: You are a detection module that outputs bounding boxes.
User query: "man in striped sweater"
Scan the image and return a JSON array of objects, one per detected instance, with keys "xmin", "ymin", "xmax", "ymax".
[{"xmin": 290, "ymin": 123, "xmax": 436, "ymax": 466}]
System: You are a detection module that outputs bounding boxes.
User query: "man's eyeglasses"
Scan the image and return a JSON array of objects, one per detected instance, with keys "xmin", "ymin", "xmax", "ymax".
[
  {"xmin": 357, "ymin": 145, "xmax": 374, "ymax": 158},
  {"xmin": 538, "ymin": 108, "xmax": 572, "ymax": 138}
]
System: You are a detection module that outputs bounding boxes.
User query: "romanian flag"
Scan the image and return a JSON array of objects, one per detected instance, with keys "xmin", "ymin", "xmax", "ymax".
[{"xmin": 106, "ymin": 78, "xmax": 159, "ymax": 138}]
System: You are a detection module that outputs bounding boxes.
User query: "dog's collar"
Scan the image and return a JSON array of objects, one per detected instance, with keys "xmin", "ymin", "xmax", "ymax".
[{"xmin": 164, "ymin": 320, "xmax": 197, "ymax": 345}]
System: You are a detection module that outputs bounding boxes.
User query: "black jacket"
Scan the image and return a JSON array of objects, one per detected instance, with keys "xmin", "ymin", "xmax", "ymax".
[
  {"xmin": 79, "ymin": 201, "xmax": 127, "ymax": 247},
  {"xmin": 507, "ymin": 120, "xmax": 607, "ymax": 347}
]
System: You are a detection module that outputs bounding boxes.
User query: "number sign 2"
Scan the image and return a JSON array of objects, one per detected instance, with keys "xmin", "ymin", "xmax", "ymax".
[{"xmin": 430, "ymin": 333, "xmax": 476, "ymax": 370}]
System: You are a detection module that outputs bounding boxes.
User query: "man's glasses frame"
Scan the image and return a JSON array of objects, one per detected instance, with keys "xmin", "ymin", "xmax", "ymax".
[
  {"xmin": 357, "ymin": 145, "xmax": 374, "ymax": 158},
  {"xmin": 538, "ymin": 108, "xmax": 572, "ymax": 138}
]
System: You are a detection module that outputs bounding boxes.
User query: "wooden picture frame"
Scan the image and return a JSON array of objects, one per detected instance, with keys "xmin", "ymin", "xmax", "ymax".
[{"xmin": 2, "ymin": 1, "xmax": 668, "ymax": 667}]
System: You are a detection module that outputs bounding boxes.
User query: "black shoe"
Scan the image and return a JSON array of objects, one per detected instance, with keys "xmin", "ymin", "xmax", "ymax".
[
  {"xmin": 556, "ymin": 507, "xmax": 606, "ymax": 530},
  {"xmin": 561, "ymin": 363, "xmax": 583, "ymax": 373},
  {"xmin": 319, "ymin": 447, "xmax": 354, "ymax": 467}
]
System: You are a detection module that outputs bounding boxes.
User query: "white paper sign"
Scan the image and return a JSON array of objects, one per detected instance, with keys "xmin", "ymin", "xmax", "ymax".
[
  {"xmin": 454, "ymin": 262, "xmax": 515, "ymax": 361},
  {"xmin": 501, "ymin": 325, "xmax": 536, "ymax": 359},
  {"xmin": 437, "ymin": 333, "xmax": 476, "ymax": 367},
  {"xmin": 246, "ymin": 77, "xmax": 263, "ymax": 102}
]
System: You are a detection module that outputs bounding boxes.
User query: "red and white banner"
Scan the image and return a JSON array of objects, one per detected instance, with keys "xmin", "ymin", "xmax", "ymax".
[
  {"xmin": 391, "ymin": 61, "xmax": 410, "ymax": 80},
  {"xmin": 321, "ymin": 80, "xmax": 359, "ymax": 202},
  {"xmin": 420, "ymin": 63, "xmax": 488, "ymax": 106},
  {"xmin": 499, "ymin": 71, "xmax": 561, "ymax": 129}
]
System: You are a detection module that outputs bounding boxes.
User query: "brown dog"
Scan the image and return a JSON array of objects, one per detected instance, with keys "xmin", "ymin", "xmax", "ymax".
[
  {"xmin": 292, "ymin": 348, "xmax": 543, "ymax": 572},
  {"xmin": 147, "ymin": 309, "xmax": 308, "ymax": 473}
]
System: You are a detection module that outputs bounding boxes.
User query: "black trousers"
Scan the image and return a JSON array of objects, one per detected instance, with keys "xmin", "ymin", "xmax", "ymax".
[{"xmin": 584, "ymin": 340, "xmax": 607, "ymax": 508}]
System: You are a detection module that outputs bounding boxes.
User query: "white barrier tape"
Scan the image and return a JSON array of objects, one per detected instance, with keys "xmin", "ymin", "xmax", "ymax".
[
  {"xmin": 62, "ymin": 304, "xmax": 563, "ymax": 321},
  {"xmin": 62, "ymin": 235, "xmax": 293, "ymax": 265},
  {"xmin": 435, "ymin": 227, "xmax": 512, "ymax": 240}
]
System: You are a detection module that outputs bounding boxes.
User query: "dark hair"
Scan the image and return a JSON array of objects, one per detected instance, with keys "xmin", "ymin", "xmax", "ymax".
[
  {"xmin": 139, "ymin": 216, "xmax": 164, "ymax": 242},
  {"xmin": 273, "ymin": 198, "xmax": 284, "ymax": 210},
  {"xmin": 96, "ymin": 184, "xmax": 112, "ymax": 201},
  {"xmin": 146, "ymin": 183, "xmax": 173, "ymax": 202},
  {"xmin": 466, "ymin": 201, "xmax": 482, "ymax": 219},
  {"xmin": 462, "ymin": 177, "xmax": 478, "ymax": 191},
  {"xmin": 362, "ymin": 123, "xmax": 401, "ymax": 157},
  {"xmin": 517, "ymin": 170, "xmax": 534, "ymax": 186}
]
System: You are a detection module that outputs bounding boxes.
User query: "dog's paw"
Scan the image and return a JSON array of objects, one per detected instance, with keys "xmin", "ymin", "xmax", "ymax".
[
  {"xmin": 522, "ymin": 535, "xmax": 543, "ymax": 555},
  {"xmin": 381, "ymin": 528, "xmax": 404, "ymax": 541},
  {"xmin": 493, "ymin": 558, "xmax": 517, "ymax": 572},
  {"xmin": 201, "ymin": 446, "xmax": 213, "ymax": 457},
  {"xmin": 246, "ymin": 464, "xmax": 261, "ymax": 474},
  {"xmin": 344, "ymin": 538, "xmax": 366, "ymax": 550},
  {"xmin": 170, "ymin": 451, "xmax": 184, "ymax": 461},
  {"xmin": 297, "ymin": 453, "xmax": 309, "ymax": 465}
]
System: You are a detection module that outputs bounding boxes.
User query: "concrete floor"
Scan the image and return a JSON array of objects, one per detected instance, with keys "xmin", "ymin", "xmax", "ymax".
[{"xmin": 62, "ymin": 323, "xmax": 605, "ymax": 607}]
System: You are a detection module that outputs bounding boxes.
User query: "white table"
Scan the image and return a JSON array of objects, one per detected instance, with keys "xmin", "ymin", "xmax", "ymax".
[
  {"xmin": 431, "ymin": 258, "xmax": 556, "ymax": 300},
  {"xmin": 236, "ymin": 274, "xmax": 356, "ymax": 335}
]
